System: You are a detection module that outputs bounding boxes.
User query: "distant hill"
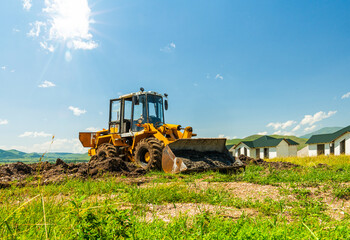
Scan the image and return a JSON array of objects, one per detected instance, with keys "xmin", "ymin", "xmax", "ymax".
[
  {"xmin": 226, "ymin": 134, "xmax": 308, "ymax": 151},
  {"xmin": 300, "ymin": 127, "xmax": 343, "ymax": 139},
  {"xmin": 0, "ymin": 149, "xmax": 89, "ymax": 163}
]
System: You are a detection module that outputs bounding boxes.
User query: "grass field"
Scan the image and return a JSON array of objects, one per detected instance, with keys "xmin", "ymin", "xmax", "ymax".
[
  {"xmin": 1, "ymin": 156, "xmax": 350, "ymax": 239},
  {"xmin": 268, "ymin": 155, "xmax": 350, "ymax": 167}
]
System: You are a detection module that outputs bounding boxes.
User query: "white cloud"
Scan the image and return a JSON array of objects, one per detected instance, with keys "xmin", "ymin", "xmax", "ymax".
[
  {"xmin": 304, "ymin": 125, "xmax": 316, "ymax": 132},
  {"xmin": 1, "ymin": 66, "xmax": 6, "ymax": 70},
  {"xmin": 2, "ymin": 138, "xmax": 86, "ymax": 153},
  {"xmin": 160, "ymin": 42, "xmax": 176, "ymax": 53},
  {"xmin": 28, "ymin": 21, "xmax": 46, "ymax": 37},
  {"xmin": 71, "ymin": 40, "xmax": 98, "ymax": 50},
  {"xmin": 69, "ymin": 106, "xmax": 86, "ymax": 116},
  {"xmin": 257, "ymin": 131, "xmax": 268, "ymax": 135},
  {"xmin": 10, "ymin": 70, "xmax": 15, "ymax": 73},
  {"xmin": 300, "ymin": 111, "xmax": 337, "ymax": 126},
  {"xmin": 273, "ymin": 130, "xmax": 294, "ymax": 136},
  {"xmin": 22, "ymin": 0, "xmax": 32, "ymax": 11},
  {"xmin": 28, "ymin": 0, "xmax": 98, "ymax": 52},
  {"xmin": 40, "ymin": 41, "xmax": 55, "ymax": 52},
  {"xmin": 292, "ymin": 124, "xmax": 301, "ymax": 132},
  {"xmin": 0, "ymin": 119, "xmax": 9, "ymax": 125},
  {"xmin": 341, "ymin": 92, "xmax": 350, "ymax": 99},
  {"xmin": 86, "ymin": 127, "xmax": 100, "ymax": 132},
  {"xmin": 13, "ymin": 28, "xmax": 20, "ymax": 33},
  {"xmin": 19, "ymin": 131, "xmax": 52, "ymax": 138},
  {"xmin": 218, "ymin": 134, "xmax": 233, "ymax": 139},
  {"xmin": 215, "ymin": 74, "xmax": 224, "ymax": 80},
  {"xmin": 38, "ymin": 80, "xmax": 56, "ymax": 88},
  {"xmin": 267, "ymin": 120, "xmax": 296, "ymax": 130}
]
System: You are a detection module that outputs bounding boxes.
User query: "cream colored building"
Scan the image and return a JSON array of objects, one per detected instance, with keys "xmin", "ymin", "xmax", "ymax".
[
  {"xmin": 230, "ymin": 135, "xmax": 299, "ymax": 159},
  {"xmin": 306, "ymin": 125, "xmax": 350, "ymax": 156}
]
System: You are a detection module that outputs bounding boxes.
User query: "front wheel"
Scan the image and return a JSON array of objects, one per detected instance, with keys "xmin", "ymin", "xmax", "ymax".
[
  {"xmin": 134, "ymin": 137, "xmax": 163, "ymax": 170},
  {"xmin": 96, "ymin": 143, "xmax": 118, "ymax": 160}
]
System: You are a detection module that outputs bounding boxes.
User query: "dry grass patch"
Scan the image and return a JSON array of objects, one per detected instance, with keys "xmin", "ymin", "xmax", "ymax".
[{"xmin": 144, "ymin": 203, "xmax": 258, "ymax": 222}]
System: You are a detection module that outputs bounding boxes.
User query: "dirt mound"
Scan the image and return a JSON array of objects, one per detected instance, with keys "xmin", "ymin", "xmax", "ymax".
[
  {"xmin": 0, "ymin": 156, "xmax": 146, "ymax": 188},
  {"xmin": 88, "ymin": 156, "xmax": 146, "ymax": 177},
  {"xmin": 172, "ymin": 150, "xmax": 240, "ymax": 171},
  {"xmin": 238, "ymin": 155, "xmax": 299, "ymax": 170}
]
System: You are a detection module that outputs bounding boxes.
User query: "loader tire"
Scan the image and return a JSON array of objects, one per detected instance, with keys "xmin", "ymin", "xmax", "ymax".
[
  {"xmin": 134, "ymin": 137, "xmax": 163, "ymax": 170},
  {"xmin": 96, "ymin": 143, "xmax": 118, "ymax": 160}
]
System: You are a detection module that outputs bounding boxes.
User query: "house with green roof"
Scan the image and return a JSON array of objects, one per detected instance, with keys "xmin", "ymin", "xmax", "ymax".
[
  {"xmin": 306, "ymin": 125, "xmax": 350, "ymax": 156},
  {"xmin": 230, "ymin": 135, "xmax": 299, "ymax": 159}
]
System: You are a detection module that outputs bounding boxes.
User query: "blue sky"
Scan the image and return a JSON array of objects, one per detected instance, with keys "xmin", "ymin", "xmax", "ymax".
[{"xmin": 1, "ymin": 0, "xmax": 350, "ymax": 153}]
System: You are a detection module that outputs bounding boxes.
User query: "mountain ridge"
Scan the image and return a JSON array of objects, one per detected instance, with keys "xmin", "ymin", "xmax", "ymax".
[
  {"xmin": 300, "ymin": 127, "xmax": 343, "ymax": 139},
  {"xmin": 0, "ymin": 149, "xmax": 89, "ymax": 162}
]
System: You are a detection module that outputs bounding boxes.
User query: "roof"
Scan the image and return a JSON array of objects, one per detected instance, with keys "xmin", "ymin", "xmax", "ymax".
[
  {"xmin": 119, "ymin": 90, "xmax": 165, "ymax": 99},
  {"xmin": 233, "ymin": 135, "xmax": 299, "ymax": 149},
  {"xmin": 306, "ymin": 125, "xmax": 350, "ymax": 144},
  {"xmin": 226, "ymin": 144, "xmax": 235, "ymax": 151}
]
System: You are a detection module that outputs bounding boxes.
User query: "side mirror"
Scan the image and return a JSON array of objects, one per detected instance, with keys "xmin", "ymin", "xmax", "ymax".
[
  {"xmin": 134, "ymin": 96, "xmax": 140, "ymax": 105},
  {"xmin": 165, "ymin": 99, "xmax": 168, "ymax": 110}
]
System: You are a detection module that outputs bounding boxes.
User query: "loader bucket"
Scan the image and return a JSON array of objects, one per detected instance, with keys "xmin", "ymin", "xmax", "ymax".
[{"xmin": 162, "ymin": 138, "xmax": 244, "ymax": 173}]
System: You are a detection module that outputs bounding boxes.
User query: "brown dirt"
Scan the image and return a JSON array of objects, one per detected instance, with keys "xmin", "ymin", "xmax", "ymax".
[
  {"xmin": 0, "ymin": 156, "xmax": 146, "ymax": 188},
  {"xmin": 238, "ymin": 154, "xmax": 300, "ymax": 170},
  {"xmin": 172, "ymin": 150, "xmax": 241, "ymax": 170},
  {"xmin": 144, "ymin": 203, "xmax": 258, "ymax": 222}
]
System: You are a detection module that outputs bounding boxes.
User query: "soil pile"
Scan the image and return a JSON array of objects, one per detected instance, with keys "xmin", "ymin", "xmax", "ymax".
[
  {"xmin": 238, "ymin": 155, "xmax": 299, "ymax": 170},
  {"xmin": 172, "ymin": 150, "xmax": 242, "ymax": 171},
  {"xmin": 88, "ymin": 155, "xmax": 146, "ymax": 177},
  {"xmin": 0, "ymin": 156, "xmax": 146, "ymax": 188}
]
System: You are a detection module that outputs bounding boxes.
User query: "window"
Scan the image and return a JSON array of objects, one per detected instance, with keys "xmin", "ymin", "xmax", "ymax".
[
  {"xmin": 111, "ymin": 100, "xmax": 120, "ymax": 122},
  {"xmin": 132, "ymin": 95, "xmax": 147, "ymax": 131},
  {"xmin": 244, "ymin": 147, "xmax": 247, "ymax": 156},
  {"xmin": 237, "ymin": 148, "xmax": 241, "ymax": 156},
  {"xmin": 147, "ymin": 95, "xmax": 164, "ymax": 126},
  {"xmin": 124, "ymin": 99, "xmax": 132, "ymax": 120}
]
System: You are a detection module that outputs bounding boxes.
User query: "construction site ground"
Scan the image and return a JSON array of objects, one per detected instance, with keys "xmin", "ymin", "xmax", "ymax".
[{"xmin": 1, "ymin": 155, "xmax": 350, "ymax": 239}]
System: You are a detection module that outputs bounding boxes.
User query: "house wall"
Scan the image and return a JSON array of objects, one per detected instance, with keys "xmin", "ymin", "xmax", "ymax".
[
  {"xmin": 234, "ymin": 143, "xmax": 251, "ymax": 157},
  {"xmin": 297, "ymin": 146, "xmax": 308, "ymax": 157},
  {"xmin": 308, "ymin": 144, "xmax": 317, "ymax": 156},
  {"xmin": 334, "ymin": 132, "xmax": 350, "ymax": 155},
  {"xmin": 289, "ymin": 145, "xmax": 298, "ymax": 156},
  {"xmin": 269, "ymin": 147, "xmax": 277, "ymax": 159},
  {"xmin": 276, "ymin": 140, "xmax": 289, "ymax": 157},
  {"xmin": 250, "ymin": 148, "xmax": 256, "ymax": 158},
  {"xmin": 308, "ymin": 143, "xmax": 332, "ymax": 156},
  {"xmin": 325, "ymin": 144, "xmax": 330, "ymax": 155},
  {"xmin": 275, "ymin": 140, "xmax": 298, "ymax": 157}
]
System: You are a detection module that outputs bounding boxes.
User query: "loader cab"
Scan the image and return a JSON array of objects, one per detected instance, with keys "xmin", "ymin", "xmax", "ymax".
[{"xmin": 109, "ymin": 91, "xmax": 166, "ymax": 134}]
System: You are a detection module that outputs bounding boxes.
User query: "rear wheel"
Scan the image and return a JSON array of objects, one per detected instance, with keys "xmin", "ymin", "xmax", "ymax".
[
  {"xmin": 134, "ymin": 137, "xmax": 163, "ymax": 170},
  {"xmin": 96, "ymin": 143, "xmax": 118, "ymax": 160}
]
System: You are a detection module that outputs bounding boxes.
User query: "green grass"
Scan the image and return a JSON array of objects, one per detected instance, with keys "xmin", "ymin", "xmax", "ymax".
[
  {"xmin": 1, "ymin": 159, "xmax": 350, "ymax": 239},
  {"xmin": 268, "ymin": 155, "xmax": 350, "ymax": 167}
]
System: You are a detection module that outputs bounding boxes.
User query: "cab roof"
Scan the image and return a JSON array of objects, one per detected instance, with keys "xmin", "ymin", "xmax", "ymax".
[{"xmin": 119, "ymin": 91, "xmax": 164, "ymax": 99}]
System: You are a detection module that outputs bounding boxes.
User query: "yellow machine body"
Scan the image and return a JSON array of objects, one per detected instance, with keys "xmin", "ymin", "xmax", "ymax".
[{"xmin": 79, "ymin": 90, "xmax": 243, "ymax": 173}]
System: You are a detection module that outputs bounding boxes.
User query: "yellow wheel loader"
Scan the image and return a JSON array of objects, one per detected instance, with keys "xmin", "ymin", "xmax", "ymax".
[{"xmin": 79, "ymin": 88, "xmax": 243, "ymax": 173}]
